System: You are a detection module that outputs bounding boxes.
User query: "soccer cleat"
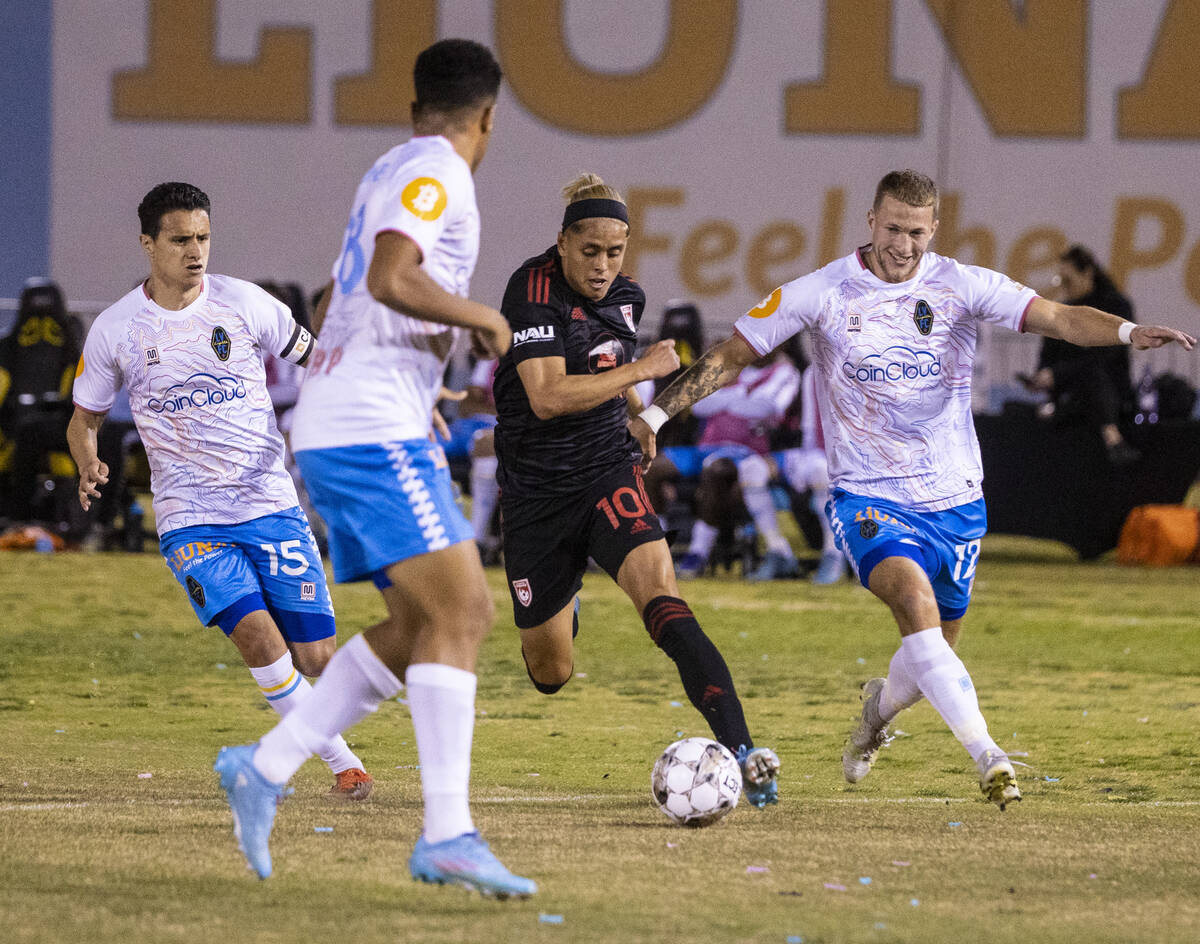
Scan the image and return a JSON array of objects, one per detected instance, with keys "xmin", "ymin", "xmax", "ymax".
[
  {"xmin": 978, "ymin": 750, "xmax": 1022, "ymax": 811},
  {"xmin": 746, "ymin": 551, "xmax": 800, "ymax": 582},
  {"xmin": 812, "ymin": 551, "xmax": 846, "ymax": 585},
  {"xmin": 330, "ymin": 767, "xmax": 373, "ymax": 801},
  {"xmin": 214, "ymin": 744, "xmax": 288, "ymax": 879},
  {"xmin": 676, "ymin": 552, "xmax": 707, "ymax": 580},
  {"xmin": 736, "ymin": 745, "xmax": 781, "ymax": 808},
  {"xmin": 409, "ymin": 831, "xmax": 537, "ymax": 899},
  {"xmin": 842, "ymin": 677, "xmax": 892, "ymax": 783}
]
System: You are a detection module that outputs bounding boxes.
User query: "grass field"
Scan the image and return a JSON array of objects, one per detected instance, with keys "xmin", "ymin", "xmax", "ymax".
[{"xmin": 2, "ymin": 537, "xmax": 1198, "ymax": 943}]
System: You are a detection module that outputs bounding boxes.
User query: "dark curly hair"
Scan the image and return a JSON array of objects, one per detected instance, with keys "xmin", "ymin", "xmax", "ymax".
[{"xmin": 414, "ymin": 39, "xmax": 502, "ymax": 113}]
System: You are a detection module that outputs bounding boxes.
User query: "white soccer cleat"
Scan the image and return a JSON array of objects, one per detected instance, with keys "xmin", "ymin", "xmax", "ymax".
[
  {"xmin": 842, "ymin": 677, "xmax": 891, "ymax": 783},
  {"xmin": 978, "ymin": 750, "xmax": 1022, "ymax": 811}
]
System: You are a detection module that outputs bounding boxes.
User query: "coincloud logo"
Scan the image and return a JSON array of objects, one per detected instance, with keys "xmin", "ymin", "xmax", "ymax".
[
  {"xmin": 148, "ymin": 372, "xmax": 247, "ymax": 414},
  {"xmin": 842, "ymin": 346, "xmax": 941, "ymax": 384}
]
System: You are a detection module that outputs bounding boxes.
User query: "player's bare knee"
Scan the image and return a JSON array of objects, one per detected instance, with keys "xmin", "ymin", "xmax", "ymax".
[
  {"xmin": 522, "ymin": 647, "xmax": 572, "ymax": 694},
  {"xmin": 291, "ymin": 641, "xmax": 335, "ymax": 677}
]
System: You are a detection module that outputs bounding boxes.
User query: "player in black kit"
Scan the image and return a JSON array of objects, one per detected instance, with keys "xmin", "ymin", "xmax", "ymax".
[{"xmin": 492, "ymin": 174, "xmax": 780, "ymax": 806}]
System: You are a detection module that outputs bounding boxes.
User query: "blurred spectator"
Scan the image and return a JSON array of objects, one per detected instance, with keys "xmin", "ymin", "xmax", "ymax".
[
  {"xmin": 1023, "ymin": 245, "xmax": 1138, "ymax": 463},
  {"xmin": 0, "ymin": 278, "xmax": 83, "ymax": 528},
  {"xmin": 441, "ymin": 356, "xmax": 501, "ymax": 562},
  {"xmin": 773, "ymin": 364, "xmax": 847, "ymax": 584},
  {"xmin": 671, "ymin": 347, "xmax": 802, "ymax": 581}
]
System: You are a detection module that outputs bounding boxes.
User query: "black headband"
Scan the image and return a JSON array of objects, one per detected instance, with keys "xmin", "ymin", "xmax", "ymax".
[{"xmin": 562, "ymin": 198, "xmax": 629, "ymax": 231}]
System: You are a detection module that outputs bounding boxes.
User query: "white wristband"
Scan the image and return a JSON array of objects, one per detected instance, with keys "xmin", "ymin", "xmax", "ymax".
[
  {"xmin": 638, "ymin": 404, "xmax": 670, "ymax": 434},
  {"xmin": 1117, "ymin": 321, "xmax": 1135, "ymax": 345}
]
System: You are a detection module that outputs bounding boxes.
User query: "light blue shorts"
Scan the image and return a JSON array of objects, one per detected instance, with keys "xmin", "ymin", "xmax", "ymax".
[
  {"xmin": 827, "ymin": 489, "xmax": 987, "ymax": 621},
  {"xmin": 295, "ymin": 440, "xmax": 473, "ymax": 585},
  {"xmin": 159, "ymin": 507, "xmax": 335, "ymax": 640}
]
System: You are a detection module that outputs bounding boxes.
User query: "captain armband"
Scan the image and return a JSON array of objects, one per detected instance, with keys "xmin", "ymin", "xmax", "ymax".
[{"xmin": 280, "ymin": 324, "xmax": 315, "ymax": 366}]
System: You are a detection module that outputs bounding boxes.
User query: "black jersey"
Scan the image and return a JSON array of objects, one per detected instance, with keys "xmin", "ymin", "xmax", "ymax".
[{"xmin": 494, "ymin": 246, "xmax": 645, "ymax": 499}]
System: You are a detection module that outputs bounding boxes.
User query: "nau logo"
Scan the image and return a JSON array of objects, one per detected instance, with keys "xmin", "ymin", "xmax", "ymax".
[
  {"xmin": 145, "ymin": 346, "xmax": 160, "ymax": 366},
  {"xmin": 300, "ymin": 581, "xmax": 316, "ymax": 601},
  {"xmin": 620, "ymin": 303, "xmax": 635, "ymax": 332},
  {"xmin": 211, "ymin": 326, "xmax": 231, "ymax": 361},
  {"xmin": 186, "ymin": 575, "xmax": 206, "ymax": 607},
  {"xmin": 513, "ymin": 325, "xmax": 554, "ymax": 345},
  {"xmin": 847, "ymin": 313, "xmax": 862, "ymax": 332},
  {"xmin": 512, "ymin": 578, "xmax": 532, "ymax": 607},
  {"xmin": 913, "ymin": 299, "xmax": 934, "ymax": 336}
]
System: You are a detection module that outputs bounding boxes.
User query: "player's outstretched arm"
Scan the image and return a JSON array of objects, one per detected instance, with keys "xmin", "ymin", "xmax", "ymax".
[
  {"xmin": 1023, "ymin": 297, "xmax": 1196, "ymax": 352},
  {"xmin": 631, "ymin": 333, "xmax": 759, "ymax": 468},
  {"xmin": 368, "ymin": 230, "xmax": 511, "ymax": 357},
  {"xmin": 67, "ymin": 406, "xmax": 109, "ymax": 512}
]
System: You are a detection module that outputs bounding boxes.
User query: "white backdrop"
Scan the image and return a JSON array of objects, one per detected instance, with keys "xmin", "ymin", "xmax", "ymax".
[{"xmin": 51, "ymin": 1, "xmax": 1200, "ymax": 395}]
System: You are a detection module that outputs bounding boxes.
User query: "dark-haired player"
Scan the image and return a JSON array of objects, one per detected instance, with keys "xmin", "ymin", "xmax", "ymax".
[
  {"xmin": 492, "ymin": 173, "xmax": 781, "ymax": 808},
  {"xmin": 68, "ymin": 182, "xmax": 371, "ymax": 798},
  {"xmin": 632, "ymin": 168, "xmax": 1195, "ymax": 809},
  {"xmin": 214, "ymin": 39, "xmax": 535, "ymax": 897}
]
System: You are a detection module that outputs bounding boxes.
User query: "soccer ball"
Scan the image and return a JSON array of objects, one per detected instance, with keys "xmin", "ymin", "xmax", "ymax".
[{"xmin": 651, "ymin": 737, "xmax": 742, "ymax": 827}]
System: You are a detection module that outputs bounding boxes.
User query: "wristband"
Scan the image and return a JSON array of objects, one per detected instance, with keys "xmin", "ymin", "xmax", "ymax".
[
  {"xmin": 1117, "ymin": 321, "xmax": 1135, "ymax": 345},
  {"xmin": 638, "ymin": 404, "xmax": 670, "ymax": 434}
]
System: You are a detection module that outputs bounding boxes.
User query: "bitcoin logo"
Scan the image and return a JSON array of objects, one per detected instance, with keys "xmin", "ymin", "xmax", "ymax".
[
  {"xmin": 747, "ymin": 287, "xmax": 782, "ymax": 319},
  {"xmin": 401, "ymin": 177, "xmax": 447, "ymax": 221}
]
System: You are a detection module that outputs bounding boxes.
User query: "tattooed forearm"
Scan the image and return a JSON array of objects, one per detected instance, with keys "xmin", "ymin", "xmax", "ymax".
[{"xmin": 654, "ymin": 346, "xmax": 739, "ymax": 417}]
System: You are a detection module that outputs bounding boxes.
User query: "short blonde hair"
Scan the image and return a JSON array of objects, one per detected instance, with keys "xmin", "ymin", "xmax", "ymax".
[{"xmin": 873, "ymin": 169, "xmax": 939, "ymax": 219}]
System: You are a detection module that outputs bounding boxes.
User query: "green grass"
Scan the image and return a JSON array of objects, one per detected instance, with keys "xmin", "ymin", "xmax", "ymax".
[{"xmin": 2, "ymin": 538, "xmax": 1198, "ymax": 943}]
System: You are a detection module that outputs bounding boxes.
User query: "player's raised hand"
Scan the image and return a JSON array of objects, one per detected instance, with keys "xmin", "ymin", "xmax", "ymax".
[
  {"xmin": 629, "ymin": 414, "xmax": 657, "ymax": 471},
  {"xmin": 638, "ymin": 339, "xmax": 681, "ymax": 380},
  {"xmin": 1131, "ymin": 324, "xmax": 1196, "ymax": 351},
  {"xmin": 472, "ymin": 310, "xmax": 512, "ymax": 359},
  {"xmin": 77, "ymin": 458, "xmax": 109, "ymax": 511}
]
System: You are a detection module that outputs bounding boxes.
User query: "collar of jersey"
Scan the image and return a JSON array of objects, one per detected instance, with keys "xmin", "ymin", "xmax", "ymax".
[
  {"xmin": 141, "ymin": 276, "xmax": 210, "ymax": 316},
  {"xmin": 855, "ymin": 246, "xmax": 932, "ymax": 289}
]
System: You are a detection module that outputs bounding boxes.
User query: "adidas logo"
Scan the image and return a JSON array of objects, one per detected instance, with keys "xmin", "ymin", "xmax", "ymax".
[
  {"xmin": 571, "ymin": 307, "xmax": 586, "ymax": 321},
  {"xmin": 630, "ymin": 518, "xmax": 651, "ymax": 534}
]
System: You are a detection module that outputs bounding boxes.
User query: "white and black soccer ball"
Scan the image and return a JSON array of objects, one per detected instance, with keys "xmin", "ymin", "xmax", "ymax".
[{"xmin": 651, "ymin": 737, "xmax": 742, "ymax": 827}]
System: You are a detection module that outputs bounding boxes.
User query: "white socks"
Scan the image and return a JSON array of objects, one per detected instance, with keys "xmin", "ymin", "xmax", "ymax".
[
  {"xmin": 890, "ymin": 627, "xmax": 999, "ymax": 765},
  {"xmin": 406, "ymin": 663, "xmax": 477, "ymax": 843},
  {"xmin": 739, "ymin": 454, "xmax": 794, "ymax": 557},
  {"xmin": 687, "ymin": 519, "xmax": 718, "ymax": 560},
  {"xmin": 469, "ymin": 455, "xmax": 499, "ymax": 543},
  {"xmin": 877, "ymin": 645, "xmax": 924, "ymax": 721},
  {"xmin": 249, "ymin": 651, "xmax": 365, "ymax": 775},
  {"xmin": 252, "ymin": 634, "xmax": 401, "ymax": 785}
]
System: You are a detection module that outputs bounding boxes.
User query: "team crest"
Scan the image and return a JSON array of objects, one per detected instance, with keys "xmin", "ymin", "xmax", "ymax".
[
  {"xmin": 186, "ymin": 575, "xmax": 206, "ymax": 607},
  {"xmin": 210, "ymin": 326, "xmax": 231, "ymax": 361},
  {"xmin": 144, "ymin": 346, "xmax": 160, "ymax": 366},
  {"xmin": 620, "ymin": 304, "xmax": 635, "ymax": 332},
  {"xmin": 859, "ymin": 519, "xmax": 879, "ymax": 539},
  {"xmin": 512, "ymin": 578, "xmax": 533, "ymax": 607},
  {"xmin": 913, "ymin": 300, "xmax": 934, "ymax": 336}
]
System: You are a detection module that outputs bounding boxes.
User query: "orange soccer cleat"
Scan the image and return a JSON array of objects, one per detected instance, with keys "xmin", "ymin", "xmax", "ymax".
[{"xmin": 330, "ymin": 767, "xmax": 374, "ymax": 801}]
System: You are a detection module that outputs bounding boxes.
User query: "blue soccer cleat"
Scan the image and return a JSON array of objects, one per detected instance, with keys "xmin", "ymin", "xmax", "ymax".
[
  {"xmin": 736, "ymin": 745, "xmax": 781, "ymax": 808},
  {"xmin": 214, "ymin": 744, "xmax": 288, "ymax": 879},
  {"xmin": 409, "ymin": 831, "xmax": 537, "ymax": 899}
]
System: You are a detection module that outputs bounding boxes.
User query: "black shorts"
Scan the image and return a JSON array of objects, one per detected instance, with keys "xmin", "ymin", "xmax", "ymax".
[{"xmin": 501, "ymin": 463, "xmax": 665, "ymax": 628}]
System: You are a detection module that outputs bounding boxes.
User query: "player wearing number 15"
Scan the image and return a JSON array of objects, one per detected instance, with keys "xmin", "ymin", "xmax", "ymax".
[
  {"xmin": 492, "ymin": 175, "xmax": 780, "ymax": 808},
  {"xmin": 67, "ymin": 182, "xmax": 372, "ymax": 799}
]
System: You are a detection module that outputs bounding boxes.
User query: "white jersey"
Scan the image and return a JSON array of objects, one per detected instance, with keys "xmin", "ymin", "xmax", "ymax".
[
  {"xmin": 735, "ymin": 248, "xmax": 1037, "ymax": 511},
  {"xmin": 73, "ymin": 275, "xmax": 313, "ymax": 534},
  {"xmin": 290, "ymin": 135, "xmax": 480, "ymax": 450}
]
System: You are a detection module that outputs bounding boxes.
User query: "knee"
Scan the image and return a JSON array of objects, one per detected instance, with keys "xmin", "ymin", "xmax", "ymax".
[
  {"xmin": 737, "ymin": 453, "xmax": 771, "ymax": 489},
  {"xmin": 292, "ymin": 639, "xmax": 336, "ymax": 677},
  {"xmin": 522, "ymin": 646, "xmax": 572, "ymax": 694}
]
